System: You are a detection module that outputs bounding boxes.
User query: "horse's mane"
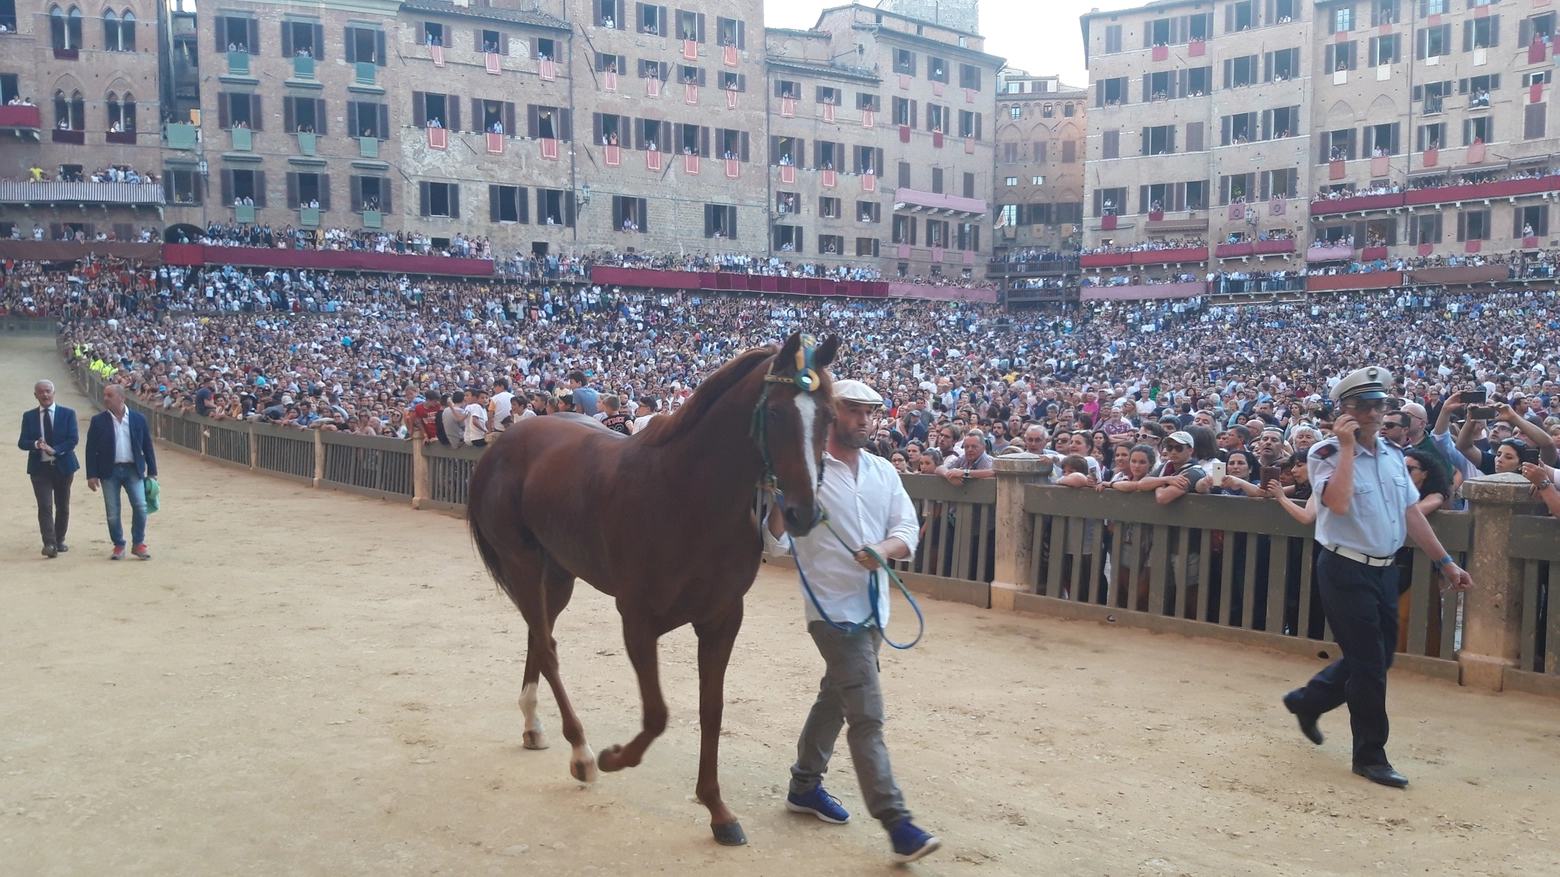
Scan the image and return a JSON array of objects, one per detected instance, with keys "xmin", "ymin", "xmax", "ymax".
[{"xmin": 634, "ymin": 344, "xmax": 777, "ymax": 447}]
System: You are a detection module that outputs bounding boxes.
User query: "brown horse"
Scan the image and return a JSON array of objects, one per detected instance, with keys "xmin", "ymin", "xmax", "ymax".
[{"xmin": 467, "ymin": 332, "xmax": 839, "ymax": 846}]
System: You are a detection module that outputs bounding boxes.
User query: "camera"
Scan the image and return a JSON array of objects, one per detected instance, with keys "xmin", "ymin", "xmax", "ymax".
[
  {"xmin": 1469, "ymin": 405, "xmax": 1497, "ymax": 420},
  {"xmin": 1520, "ymin": 447, "xmax": 1543, "ymax": 466}
]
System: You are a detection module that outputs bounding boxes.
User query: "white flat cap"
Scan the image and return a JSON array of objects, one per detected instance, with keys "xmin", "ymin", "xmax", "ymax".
[{"xmin": 833, "ymin": 378, "xmax": 885, "ymax": 407}]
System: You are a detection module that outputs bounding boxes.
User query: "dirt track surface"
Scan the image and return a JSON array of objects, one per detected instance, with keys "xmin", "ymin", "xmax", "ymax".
[{"xmin": 3, "ymin": 335, "xmax": 1558, "ymax": 877}]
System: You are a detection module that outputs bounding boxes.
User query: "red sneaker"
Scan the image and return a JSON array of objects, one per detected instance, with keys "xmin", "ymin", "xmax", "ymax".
[
  {"xmin": 132, "ymin": 544, "xmax": 152, "ymax": 560},
  {"xmin": 111, "ymin": 546, "xmax": 125, "ymax": 560}
]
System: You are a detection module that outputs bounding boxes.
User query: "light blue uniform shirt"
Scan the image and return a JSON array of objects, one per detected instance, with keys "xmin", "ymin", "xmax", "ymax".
[{"xmin": 1309, "ymin": 434, "xmax": 1421, "ymax": 558}]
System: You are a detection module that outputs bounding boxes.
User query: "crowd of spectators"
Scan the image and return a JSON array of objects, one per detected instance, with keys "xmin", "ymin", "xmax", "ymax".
[
  {"xmin": 1080, "ymin": 238, "xmax": 1207, "ymax": 255},
  {"xmin": 172, "ymin": 223, "xmax": 492, "ymax": 259},
  {"xmin": 6, "ymin": 165, "xmax": 159, "ymax": 185}
]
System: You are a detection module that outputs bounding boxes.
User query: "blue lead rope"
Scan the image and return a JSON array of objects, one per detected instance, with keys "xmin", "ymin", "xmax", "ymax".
[{"xmin": 785, "ymin": 511, "xmax": 926, "ymax": 650}]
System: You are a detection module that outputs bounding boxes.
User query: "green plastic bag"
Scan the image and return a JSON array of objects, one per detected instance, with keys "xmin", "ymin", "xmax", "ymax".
[{"xmin": 144, "ymin": 477, "xmax": 161, "ymax": 514}]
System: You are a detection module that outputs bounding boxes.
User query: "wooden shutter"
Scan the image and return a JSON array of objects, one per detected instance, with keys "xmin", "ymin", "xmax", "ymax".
[
  {"xmin": 490, "ymin": 185, "xmax": 501, "ymax": 221},
  {"xmin": 376, "ymin": 30, "xmax": 386, "ymax": 65},
  {"xmin": 252, "ymin": 171, "xmax": 265, "ymax": 207},
  {"xmin": 220, "ymin": 169, "xmax": 233, "ymax": 204},
  {"xmin": 351, "ymin": 176, "xmax": 363, "ymax": 212},
  {"xmin": 504, "ymin": 102, "xmax": 516, "ymax": 136},
  {"xmin": 565, "ymin": 191, "xmax": 576, "ymax": 227},
  {"xmin": 412, "ymin": 92, "xmax": 425, "ymax": 127},
  {"xmin": 475, "ymin": 98, "xmax": 485, "ymax": 132},
  {"xmin": 247, "ymin": 18, "xmax": 259, "ymax": 54},
  {"xmin": 419, "ymin": 181, "xmax": 430, "ymax": 216},
  {"xmin": 214, "ymin": 16, "xmax": 226, "ymax": 52},
  {"xmin": 344, "ymin": 26, "xmax": 356, "ymax": 62},
  {"xmin": 697, "ymin": 13, "xmax": 705, "ymax": 42},
  {"xmin": 286, "ymin": 171, "xmax": 299, "ymax": 208},
  {"xmin": 976, "ymin": 113, "xmax": 982, "ymax": 140},
  {"xmin": 313, "ymin": 23, "xmax": 324, "ymax": 60},
  {"xmin": 447, "ymin": 97, "xmax": 460, "ymax": 132},
  {"xmin": 284, "ymin": 96, "xmax": 294, "ymax": 132},
  {"xmin": 699, "ymin": 125, "xmax": 709, "ymax": 157},
  {"xmin": 252, "ymin": 94, "xmax": 262, "ymax": 131},
  {"xmin": 315, "ymin": 98, "xmax": 327, "ymax": 135},
  {"xmin": 740, "ymin": 131, "xmax": 749, "ymax": 161},
  {"xmin": 280, "ymin": 21, "xmax": 292, "ymax": 56},
  {"xmin": 1526, "ymin": 102, "xmax": 1546, "ymax": 139},
  {"xmin": 318, "ymin": 174, "xmax": 330, "ymax": 211},
  {"xmin": 218, "ymin": 93, "xmax": 229, "ymax": 128},
  {"xmin": 737, "ymin": 20, "xmax": 745, "ymax": 48},
  {"xmin": 449, "ymin": 185, "xmax": 460, "ymax": 218},
  {"xmin": 499, "ymin": 33, "xmax": 509, "ymax": 55},
  {"xmin": 527, "ymin": 104, "xmax": 539, "ymax": 138}
]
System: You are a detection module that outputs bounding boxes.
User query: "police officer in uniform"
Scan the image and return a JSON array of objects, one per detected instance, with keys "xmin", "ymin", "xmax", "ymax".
[{"xmin": 1281, "ymin": 367, "xmax": 1474, "ymax": 788}]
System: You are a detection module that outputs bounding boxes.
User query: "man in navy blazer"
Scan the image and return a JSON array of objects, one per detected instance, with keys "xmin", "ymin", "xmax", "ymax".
[
  {"xmin": 85, "ymin": 383, "xmax": 158, "ymax": 560},
  {"xmin": 18, "ymin": 379, "xmax": 79, "ymax": 558}
]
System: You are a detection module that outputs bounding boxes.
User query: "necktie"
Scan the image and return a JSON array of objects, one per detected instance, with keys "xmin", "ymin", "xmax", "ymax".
[{"xmin": 43, "ymin": 408, "xmax": 53, "ymax": 444}]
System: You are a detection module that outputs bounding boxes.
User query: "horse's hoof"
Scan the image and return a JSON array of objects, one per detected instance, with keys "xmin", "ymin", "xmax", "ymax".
[
  {"xmin": 570, "ymin": 744, "xmax": 598, "ymax": 783},
  {"xmin": 711, "ymin": 821, "xmax": 748, "ymax": 847},
  {"xmin": 522, "ymin": 729, "xmax": 549, "ymax": 750},
  {"xmin": 596, "ymin": 743, "xmax": 625, "ymax": 773}
]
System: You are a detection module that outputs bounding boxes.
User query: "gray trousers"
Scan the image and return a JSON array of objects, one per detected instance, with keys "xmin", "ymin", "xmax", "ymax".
[{"xmin": 790, "ymin": 621, "xmax": 910, "ymax": 828}]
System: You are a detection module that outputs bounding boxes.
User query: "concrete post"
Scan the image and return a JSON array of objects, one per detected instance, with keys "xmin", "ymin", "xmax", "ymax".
[
  {"xmin": 411, "ymin": 438, "xmax": 431, "ymax": 509},
  {"xmin": 990, "ymin": 453, "xmax": 1054, "ymax": 612},
  {"xmin": 312, "ymin": 430, "xmax": 325, "ymax": 488},
  {"xmin": 1457, "ymin": 472, "xmax": 1542, "ymax": 690},
  {"xmin": 248, "ymin": 423, "xmax": 259, "ymax": 470},
  {"xmin": 197, "ymin": 415, "xmax": 207, "ymax": 458}
]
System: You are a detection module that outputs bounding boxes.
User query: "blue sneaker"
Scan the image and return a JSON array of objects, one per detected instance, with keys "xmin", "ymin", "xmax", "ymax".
[
  {"xmin": 785, "ymin": 785, "xmax": 851, "ymax": 824},
  {"xmin": 889, "ymin": 819, "xmax": 941, "ymax": 863}
]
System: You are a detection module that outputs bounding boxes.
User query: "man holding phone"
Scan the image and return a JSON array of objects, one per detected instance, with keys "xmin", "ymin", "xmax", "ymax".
[{"xmin": 1281, "ymin": 366, "xmax": 1474, "ymax": 788}]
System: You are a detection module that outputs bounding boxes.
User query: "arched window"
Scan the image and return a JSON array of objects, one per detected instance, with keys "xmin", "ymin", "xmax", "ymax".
[
  {"xmin": 103, "ymin": 10, "xmax": 118, "ymax": 50},
  {"xmin": 67, "ymin": 7, "xmax": 83, "ymax": 48},
  {"xmin": 1064, "ymin": 102, "xmax": 1076, "ymax": 117},
  {"xmin": 1042, "ymin": 103, "xmax": 1054, "ymax": 118},
  {"xmin": 50, "ymin": 6, "xmax": 69, "ymax": 49},
  {"xmin": 107, "ymin": 90, "xmax": 136, "ymax": 131},
  {"xmin": 120, "ymin": 10, "xmax": 136, "ymax": 51},
  {"xmin": 54, "ymin": 88, "xmax": 84, "ymax": 130}
]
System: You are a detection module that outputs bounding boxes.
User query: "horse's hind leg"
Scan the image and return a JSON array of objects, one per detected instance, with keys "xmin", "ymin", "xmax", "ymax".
[
  {"xmin": 519, "ymin": 641, "xmax": 547, "ymax": 750},
  {"xmin": 530, "ymin": 555, "xmax": 596, "ymax": 783},
  {"xmin": 596, "ymin": 611, "xmax": 668, "ymax": 774}
]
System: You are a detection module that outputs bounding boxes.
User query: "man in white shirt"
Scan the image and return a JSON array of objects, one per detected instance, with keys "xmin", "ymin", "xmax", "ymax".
[
  {"xmin": 463, "ymin": 390, "xmax": 490, "ymax": 447},
  {"xmin": 763, "ymin": 379, "xmax": 940, "ymax": 864},
  {"xmin": 490, "ymin": 378, "xmax": 515, "ymax": 431}
]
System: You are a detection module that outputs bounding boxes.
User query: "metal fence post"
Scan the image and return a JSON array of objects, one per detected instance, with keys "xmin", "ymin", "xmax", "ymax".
[
  {"xmin": 990, "ymin": 453, "xmax": 1053, "ymax": 612},
  {"xmin": 1458, "ymin": 473, "xmax": 1544, "ymax": 690}
]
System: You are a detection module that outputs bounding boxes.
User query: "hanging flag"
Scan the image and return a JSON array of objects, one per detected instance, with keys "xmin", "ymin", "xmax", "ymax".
[
  {"xmin": 486, "ymin": 51, "xmax": 502, "ymax": 74},
  {"xmin": 862, "ymin": 173, "xmax": 876, "ymax": 192},
  {"xmin": 685, "ymin": 82, "xmax": 699, "ymax": 105},
  {"xmin": 540, "ymin": 58, "xmax": 555, "ymax": 80},
  {"xmin": 781, "ymin": 96, "xmax": 795, "ymax": 117},
  {"xmin": 605, "ymin": 144, "xmax": 621, "ymax": 167},
  {"xmin": 431, "ymin": 46, "xmax": 445, "ymax": 67},
  {"xmin": 862, "ymin": 108, "xmax": 874, "ymax": 128},
  {"xmin": 779, "ymin": 165, "xmax": 795, "ymax": 184},
  {"xmin": 723, "ymin": 45, "xmax": 738, "ymax": 66},
  {"xmin": 822, "ymin": 169, "xmax": 837, "ymax": 188},
  {"xmin": 683, "ymin": 39, "xmax": 697, "ymax": 60},
  {"xmin": 541, "ymin": 138, "xmax": 559, "ymax": 160},
  {"xmin": 726, "ymin": 88, "xmax": 738, "ymax": 110},
  {"xmin": 683, "ymin": 153, "xmax": 700, "ymax": 175},
  {"xmin": 725, "ymin": 158, "xmax": 739, "ymax": 179},
  {"xmin": 646, "ymin": 149, "xmax": 662, "ymax": 172},
  {"xmin": 427, "ymin": 127, "xmax": 448, "ymax": 150},
  {"xmin": 486, "ymin": 132, "xmax": 504, "ymax": 155},
  {"xmin": 823, "ymin": 102, "xmax": 835, "ymax": 123},
  {"xmin": 605, "ymin": 70, "xmax": 618, "ymax": 92},
  {"xmin": 647, "ymin": 77, "xmax": 662, "ymax": 98}
]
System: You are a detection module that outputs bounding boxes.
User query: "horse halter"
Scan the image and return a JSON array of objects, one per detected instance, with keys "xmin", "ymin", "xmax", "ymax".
[{"xmin": 750, "ymin": 335, "xmax": 826, "ymax": 489}]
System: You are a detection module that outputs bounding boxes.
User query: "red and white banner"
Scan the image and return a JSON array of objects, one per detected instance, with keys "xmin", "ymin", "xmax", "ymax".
[
  {"xmin": 965, "ymin": 137, "xmax": 975, "ymax": 154},
  {"xmin": 899, "ymin": 73, "xmax": 910, "ymax": 89},
  {"xmin": 861, "ymin": 108, "xmax": 874, "ymax": 128},
  {"xmin": 683, "ymin": 153, "xmax": 700, "ymax": 175},
  {"xmin": 822, "ymin": 102, "xmax": 835, "ymax": 123},
  {"xmin": 725, "ymin": 88, "xmax": 738, "ymax": 109},
  {"xmin": 724, "ymin": 158, "xmax": 740, "ymax": 179},
  {"xmin": 685, "ymin": 82, "xmax": 699, "ymax": 105},
  {"xmin": 822, "ymin": 169, "xmax": 836, "ymax": 189},
  {"xmin": 899, "ymin": 125, "xmax": 911, "ymax": 143},
  {"xmin": 646, "ymin": 149, "xmax": 662, "ymax": 172},
  {"xmin": 486, "ymin": 52, "xmax": 502, "ymax": 74},
  {"xmin": 1269, "ymin": 198, "xmax": 1287, "ymax": 216},
  {"xmin": 862, "ymin": 172, "xmax": 875, "ymax": 192},
  {"xmin": 723, "ymin": 45, "xmax": 738, "ymax": 66},
  {"xmin": 540, "ymin": 58, "xmax": 555, "ymax": 81},
  {"xmin": 931, "ymin": 246, "xmax": 945, "ymax": 263},
  {"xmin": 965, "ymin": 88, "xmax": 976, "ymax": 104},
  {"xmin": 541, "ymin": 138, "xmax": 559, "ymax": 160},
  {"xmin": 781, "ymin": 96, "xmax": 795, "ymax": 117},
  {"xmin": 1468, "ymin": 137, "xmax": 1486, "ymax": 163},
  {"xmin": 779, "ymin": 165, "xmax": 795, "ymax": 184},
  {"xmin": 647, "ymin": 77, "xmax": 662, "ymax": 98},
  {"xmin": 605, "ymin": 70, "xmax": 618, "ymax": 92},
  {"xmin": 932, "ymin": 132, "xmax": 944, "ymax": 148},
  {"xmin": 683, "ymin": 39, "xmax": 698, "ymax": 60},
  {"xmin": 486, "ymin": 132, "xmax": 504, "ymax": 155},
  {"xmin": 431, "ymin": 46, "xmax": 445, "ymax": 67},
  {"xmin": 605, "ymin": 144, "xmax": 622, "ymax": 167},
  {"xmin": 427, "ymin": 127, "xmax": 448, "ymax": 150},
  {"xmin": 932, "ymin": 82, "xmax": 943, "ymax": 97},
  {"xmin": 1423, "ymin": 146, "xmax": 1439, "ymax": 167}
]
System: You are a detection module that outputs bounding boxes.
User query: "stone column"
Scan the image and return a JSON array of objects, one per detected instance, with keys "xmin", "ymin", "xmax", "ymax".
[
  {"xmin": 1457, "ymin": 472, "xmax": 1540, "ymax": 690},
  {"xmin": 990, "ymin": 453, "xmax": 1054, "ymax": 612},
  {"xmin": 411, "ymin": 438, "xmax": 431, "ymax": 509}
]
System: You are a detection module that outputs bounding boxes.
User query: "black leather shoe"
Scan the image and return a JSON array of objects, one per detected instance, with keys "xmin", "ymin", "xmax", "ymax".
[
  {"xmin": 1282, "ymin": 693, "xmax": 1323, "ymax": 745},
  {"xmin": 1354, "ymin": 763, "xmax": 1409, "ymax": 788},
  {"xmin": 56, "ymin": 543, "xmax": 69, "ymax": 553},
  {"xmin": 42, "ymin": 544, "xmax": 57, "ymax": 559}
]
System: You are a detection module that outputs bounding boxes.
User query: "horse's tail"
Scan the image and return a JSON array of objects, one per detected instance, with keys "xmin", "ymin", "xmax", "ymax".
[{"xmin": 467, "ymin": 445, "xmax": 548, "ymax": 627}]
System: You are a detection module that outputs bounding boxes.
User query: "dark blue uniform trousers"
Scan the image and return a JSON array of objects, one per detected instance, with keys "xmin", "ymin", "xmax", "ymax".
[{"xmin": 1287, "ymin": 549, "xmax": 1398, "ymax": 767}]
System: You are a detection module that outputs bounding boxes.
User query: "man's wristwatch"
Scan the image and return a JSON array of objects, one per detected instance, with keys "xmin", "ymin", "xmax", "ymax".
[
  {"xmin": 1538, "ymin": 479, "xmax": 1556, "ymax": 492},
  {"xmin": 1431, "ymin": 555, "xmax": 1454, "ymax": 572}
]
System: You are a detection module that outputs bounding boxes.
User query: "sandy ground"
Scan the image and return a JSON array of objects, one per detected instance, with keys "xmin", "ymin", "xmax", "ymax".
[{"xmin": 2, "ymin": 335, "xmax": 1558, "ymax": 877}]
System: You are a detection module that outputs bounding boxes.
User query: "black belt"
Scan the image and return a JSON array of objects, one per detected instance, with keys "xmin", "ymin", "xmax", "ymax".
[{"xmin": 113, "ymin": 461, "xmax": 137, "ymax": 467}]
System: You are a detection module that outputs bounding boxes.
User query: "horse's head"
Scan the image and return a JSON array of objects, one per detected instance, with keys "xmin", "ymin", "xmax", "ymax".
[{"xmin": 755, "ymin": 331, "xmax": 840, "ymax": 538}]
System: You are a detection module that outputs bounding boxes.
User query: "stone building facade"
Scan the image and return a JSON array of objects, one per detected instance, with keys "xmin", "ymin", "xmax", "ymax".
[{"xmin": 992, "ymin": 70, "xmax": 1086, "ymax": 253}]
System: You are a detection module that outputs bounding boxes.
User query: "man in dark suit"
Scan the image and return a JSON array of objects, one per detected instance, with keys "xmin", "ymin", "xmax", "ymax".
[
  {"xmin": 17, "ymin": 379, "xmax": 79, "ymax": 558},
  {"xmin": 85, "ymin": 383, "xmax": 158, "ymax": 560}
]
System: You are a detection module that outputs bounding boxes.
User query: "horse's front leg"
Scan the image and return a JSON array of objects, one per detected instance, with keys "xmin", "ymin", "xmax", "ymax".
[
  {"xmin": 596, "ymin": 613, "xmax": 667, "ymax": 772},
  {"xmin": 693, "ymin": 605, "xmax": 746, "ymax": 846}
]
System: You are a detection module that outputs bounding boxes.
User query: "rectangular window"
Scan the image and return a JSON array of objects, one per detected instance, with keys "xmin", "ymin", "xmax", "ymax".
[
  {"xmin": 597, "ymin": 51, "xmax": 627, "ymax": 73},
  {"xmin": 1229, "ymin": 1, "xmax": 1254, "ymax": 32},
  {"xmin": 219, "ymin": 92, "xmax": 261, "ymax": 130},
  {"xmin": 963, "ymin": 172, "xmax": 976, "ymax": 199},
  {"xmin": 1417, "ymin": 79, "xmax": 1453, "ymax": 114},
  {"xmin": 1526, "ymin": 102, "xmax": 1547, "ymax": 140},
  {"xmin": 1149, "ymin": 17, "xmax": 1172, "ymax": 45},
  {"xmin": 1373, "ymin": 0, "xmax": 1400, "ymax": 26},
  {"xmin": 347, "ymin": 101, "xmax": 389, "ymax": 139},
  {"xmin": 527, "ymin": 105, "xmax": 572, "ymax": 140},
  {"xmin": 282, "ymin": 19, "xmax": 322, "ymax": 59},
  {"xmin": 855, "ymin": 237, "xmax": 879, "ymax": 257},
  {"xmin": 1363, "ymin": 122, "xmax": 1400, "ymax": 156},
  {"xmin": 1418, "ymin": 24, "xmax": 1452, "ymax": 58},
  {"xmin": 774, "ymin": 224, "xmax": 801, "ymax": 251},
  {"xmin": 926, "ymin": 104, "xmax": 948, "ymax": 133},
  {"xmin": 637, "ymin": 3, "xmax": 664, "ymax": 36},
  {"xmin": 715, "ymin": 16, "xmax": 744, "ymax": 47},
  {"xmin": 1221, "ymin": 112, "xmax": 1257, "ymax": 145},
  {"xmin": 640, "ymin": 59, "xmax": 670, "ymax": 80},
  {"xmin": 1325, "ymin": 41, "xmax": 1358, "ymax": 72},
  {"xmin": 958, "ymin": 110, "xmax": 977, "ymax": 138},
  {"xmin": 1463, "ymin": 115, "xmax": 1494, "ymax": 145},
  {"xmin": 536, "ymin": 188, "xmax": 574, "ymax": 226},
  {"xmin": 1275, "ymin": 0, "xmax": 1298, "ymax": 21},
  {"xmin": 611, "ymin": 195, "xmax": 648, "ymax": 232},
  {"xmin": 891, "ymin": 96, "xmax": 910, "ymax": 125},
  {"xmin": 1142, "ymin": 124, "xmax": 1176, "ymax": 155},
  {"xmin": 1223, "ymin": 55, "xmax": 1258, "ymax": 88},
  {"xmin": 959, "ymin": 64, "xmax": 981, "ymax": 90},
  {"xmin": 1265, "ymin": 47, "xmax": 1300, "ymax": 81},
  {"xmin": 1517, "ymin": 204, "xmax": 1549, "ymax": 237},
  {"xmin": 816, "ymin": 86, "xmax": 841, "ymax": 106},
  {"xmin": 1093, "ymin": 187, "xmax": 1127, "ymax": 217},
  {"xmin": 216, "ymin": 16, "xmax": 259, "ymax": 54},
  {"xmin": 819, "ymin": 196, "xmax": 840, "ymax": 219},
  {"xmin": 924, "ymin": 219, "xmax": 948, "ymax": 248},
  {"xmin": 284, "ymin": 96, "xmax": 326, "ymax": 134},
  {"xmin": 858, "ymin": 92, "xmax": 880, "ymax": 111},
  {"xmin": 1190, "ymin": 11, "xmax": 1213, "ymax": 39},
  {"xmin": 1095, "ymin": 76, "xmax": 1128, "ymax": 107},
  {"xmin": 1369, "ymin": 34, "xmax": 1401, "ymax": 66},
  {"xmin": 898, "ymin": 162, "xmax": 911, "ymax": 189},
  {"xmin": 818, "ymin": 234, "xmax": 844, "ymax": 255},
  {"xmin": 1263, "ymin": 105, "xmax": 1301, "ymax": 139},
  {"xmin": 1330, "ymin": 5, "xmax": 1353, "ymax": 34},
  {"xmin": 1104, "ymin": 24, "xmax": 1122, "ymax": 54},
  {"xmin": 893, "ymin": 49, "xmax": 916, "ymax": 75},
  {"xmin": 1417, "ymin": 122, "xmax": 1446, "ymax": 150},
  {"xmin": 928, "ymin": 57, "xmax": 949, "ymax": 83},
  {"xmin": 1465, "ymin": 16, "xmax": 1500, "ymax": 51},
  {"xmin": 1186, "ymin": 180, "xmax": 1208, "ymax": 209},
  {"xmin": 1422, "ymin": 0, "xmax": 1448, "ymax": 14},
  {"xmin": 419, "ymin": 181, "xmax": 459, "ymax": 218},
  {"xmin": 1457, "ymin": 209, "xmax": 1491, "ymax": 241},
  {"xmin": 165, "ymin": 168, "xmax": 201, "ymax": 204},
  {"xmin": 1522, "ymin": 14, "xmax": 1558, "ymax": 46},
  {"xmin": 1218, "ymin": 172, "xmax": 1257, "ymax": 204},
  {"xmin": 491, "ymin": 185, "xmax": 529, "ymax": 223},
  {"xmin": 1005, "ymin": 176, "xmax": 1019, "ymax": 186},
  {"xmin": 1003, "ymin": 142, "xmax": 1018, "ymax": 163},
  {"xmin": 931, "ymin": 168, "xmax": 944, "ymax": 194},
  {"xmin": 1322, "ymin": 128, "xmax": 1358, "ymax": 162},
  {"xmin": 776, "ymin": 191, "xmax": 799, "ymax": 215},
  {"xmin": 1261, "ymin": 168, "xmax": 1297, "ymax": 199},
  {"xmin": 854, "ymin": 145, "xmax": 880, "ymax": 175},
  {"xmin": 1062, "ymin": 140, "xmax": 1077, "ymax": 162},
  {"xmin": 1185, "ymin": 66, "xmax": 1214, "ymax": 95},
  {"xmin": 892, "ymin": 214, "xmax": 915, "ymax": 244},
  {"xmin": 344, "ymin": 25, "xmax": 386, "ymax": 65},
  {"xmin": 675, "ymin": 9, "xmax": 701, "ymax": 41},
  {"xmin": 771, "ymin": 135, "xmax": 801, "ymax": 165},
  {"xmin": 350, "ymin": 175, "xmax": 390, "ymax": 213},
  {"xmin": 221, "ymin": 168, "xmax": 265, "ymax": 207},
  {"xmin": 1186, "ymin": 121, "xmax": 1205, "ymax": 152},
  {"xmin": 596, "ymin": 0, "xmax": 620, "ymax": 29},
  {"xmin": 713, "ymin": 127, "xmax": 749, "ymax": 160}
]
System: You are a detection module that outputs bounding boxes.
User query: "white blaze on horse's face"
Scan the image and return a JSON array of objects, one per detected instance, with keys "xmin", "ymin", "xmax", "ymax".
[{"xmin": 793, "ymin": 392, "xmax": 820, "ymax": 495}]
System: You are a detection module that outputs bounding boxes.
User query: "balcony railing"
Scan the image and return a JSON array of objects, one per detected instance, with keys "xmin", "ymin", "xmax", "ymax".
[
  {"xmin": 297, "ymin": 131, "xmax": 316, "ymax": 155},
  {"xmin": 0, "ymin": 105, "xmax": 43, "ymax": 132},
  {"xmin": 0, "ymin": 180, "xmax": 165, "ymax": 205},
  {"xmin": 292, "ymin": 56, "xmax": 315, "ymax": 79},
  {"xmin": 300, "ymin": 207, "xmax": 321, "ymax": 227},
  {"xmin": 234, "ymin": 204, "xmax": 256, "ymax": 224},
  {"xmin": 359, "ymin": 136, "xmax": 379, "ymax": 158},
  {"xmin": 165, "ymin": 123, "xmax": 198, "ymax": 150},
  {"xmin": 231, "ymin": 127, "xmax": 252, "ymax": 151},
  {"xmin": 51, "ymin": 129, "xmax": 85, "ymax": 145},
  {"xmin": 354, "ymin": 61, "xmax": 377, "ymax": 84},
  {"xmin": 105, "ymin": 130, "xmax": 137, "ymax": 145},
  {"xmin": 227, "ymin": 51, "xmax": 250, "ymax": 75},
  {"xmin": 362, "ymin": 210, "xmax": 382, "ymax": 228}
]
